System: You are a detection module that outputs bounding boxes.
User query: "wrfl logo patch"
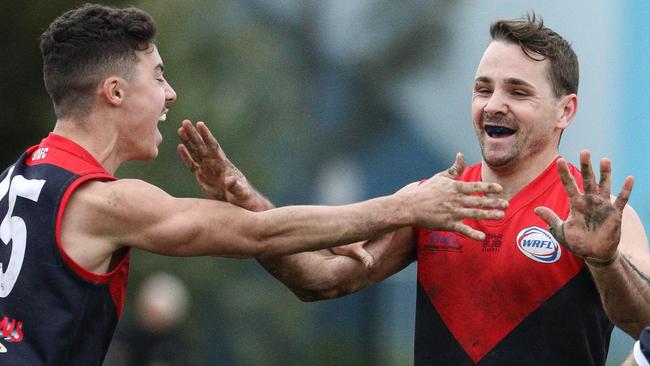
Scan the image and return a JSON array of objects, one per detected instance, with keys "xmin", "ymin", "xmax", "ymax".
[{"xmin": 516, "ymin": 226, "xmax": 561, "ymax": 263}]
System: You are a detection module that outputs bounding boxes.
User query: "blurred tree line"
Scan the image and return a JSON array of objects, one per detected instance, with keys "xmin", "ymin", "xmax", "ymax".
[{"xmin": 1, "ymin": 1, "xmax": 452, "ymax": 364}]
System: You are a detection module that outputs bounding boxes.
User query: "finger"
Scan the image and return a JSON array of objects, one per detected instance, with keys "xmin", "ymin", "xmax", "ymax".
[
  {"xmin": 456, "ymin": 181, "xmax": 503, "ymax": 195},
  {"xmin": 452, "ymin": 223, "xmax": 486, "ymax": 241},
  {"xmin": 598, "ymin": 158, "xmax": 612, "ymax": 198},
  {"xmin": 443, "ymin": 153, "xmax": 466, "ymax": 178},
  {"xmin": 556, "ymin": 158, "xmax": 581, "ymax": 198},
  {"xmin": 178, "ymin": 119, "xmax": 192, "ymax": 142},
  {"xmin": 460, "ymin": 195, "xmax": 509, "ymax": 209},
  {"xmin": 196, "ymin": 122, "xmax": 226, "ymax": 158},
  {"xmin": 534, "ymin": 206, "xmax": 566, "ymax": 245},
  {"xmin": 347, "ymin": 245, "xmax": 375, "ymax": 269},
  {"xmin": 580, "ymin": 150, "xmax": 597, "ymax": 194},
  {"xmin": 225, "ymin": 175, "xmax": 250, "ymax": 199},
  {"xmin": 177, "ymin": 144, "xmax": 197, "ymax": 171},
  {"xmin": 182, "ymin": 120, "xmax": 208, "ymax": 158},
  {"xmin": 455, "ymin": 207, "xmax": 505, "ymax": 221},
  {"xmin": 180, "ymin": 123, "xmax": 202, "ymax": 157},
  {"xmin": 613, "ymin": 176, "xmax": 634, "ymax": 212},
  {"xmin": 177, "ymin": 125, "xmax": 188, "ymax": 142}
]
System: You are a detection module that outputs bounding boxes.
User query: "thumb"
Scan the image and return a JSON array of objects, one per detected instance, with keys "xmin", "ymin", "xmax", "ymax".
[
  {"xmin": 443, "ymin": 152, "xmax": 466, "ymax": 179},
  {"xmin": 225, "ymin": 175, "xmax": 250, "ymax": 199},
  {"xmin": 534, "ymin": 206, "xmax": 566, "ymax": 245},
  {"xmin": 351, "ymin": 246, "xmax": 375, "ymax": 270},
  {"xmin": 534, "ymin": 206, "xmax": 561, "ymax": 226}
]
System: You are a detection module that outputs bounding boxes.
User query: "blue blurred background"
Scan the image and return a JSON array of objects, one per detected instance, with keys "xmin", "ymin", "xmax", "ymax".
[{"xmin": 1, "ymin": 1, "xmax": 647, "ymax": 365}]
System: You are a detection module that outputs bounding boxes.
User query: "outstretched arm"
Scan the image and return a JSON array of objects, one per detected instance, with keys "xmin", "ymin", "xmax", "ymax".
[
  {"xmin": 177, "ymin": 120, "xmax": 508, "ymax": 299},
  {"xmin": 535, "ymin": 151, "xmax": 650, "ymax": 337}
]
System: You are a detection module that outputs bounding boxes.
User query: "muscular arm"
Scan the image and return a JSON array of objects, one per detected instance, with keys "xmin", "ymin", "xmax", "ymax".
[{"xmin": 61, "ymin": 178, "xmax": 424, "ymax": 271}]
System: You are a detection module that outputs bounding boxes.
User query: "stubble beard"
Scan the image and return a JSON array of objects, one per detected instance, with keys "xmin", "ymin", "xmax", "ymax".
[{"xmin": 480, "ymin": 140, "xmax": 522, "ymax": 170}]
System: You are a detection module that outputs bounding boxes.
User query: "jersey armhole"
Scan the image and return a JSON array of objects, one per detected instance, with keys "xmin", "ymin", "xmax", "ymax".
[{"xmin": 55, "ymin": 174, "xmax": 130, "ymax": 284}]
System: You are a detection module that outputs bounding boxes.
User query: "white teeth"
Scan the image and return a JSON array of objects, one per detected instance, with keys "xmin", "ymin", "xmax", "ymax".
[{"xmin": 159, "ymin": 113, "xmax": 167, "ymax": 122}]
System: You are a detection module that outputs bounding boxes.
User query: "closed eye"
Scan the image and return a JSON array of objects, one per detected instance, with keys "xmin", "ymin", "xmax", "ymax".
[{"xmin": 474, "ymin": 88, "xmax": 492, "ymax": 95}]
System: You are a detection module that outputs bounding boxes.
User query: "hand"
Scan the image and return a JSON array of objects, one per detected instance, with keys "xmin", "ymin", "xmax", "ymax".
[
  {"xmin": 534, "ymin": 151, "xmax": 634, "ymax": 267},
  {"xmin": 331, "ymin": 242, "xmax": 375, "ymax": 269},
  {"xmin": 177, "ymin": 120, "xmax": 266, "ymax": 211},
  {"xmin": 399, "ymin": 153, "xmax": 508, "ymax": 241}
]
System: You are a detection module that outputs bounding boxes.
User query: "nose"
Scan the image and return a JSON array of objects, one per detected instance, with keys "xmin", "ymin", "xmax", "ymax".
[
  {"xmin": 165, "ymin": 81, "xmax": 177, "ymax": 104},
  {"xmin": 483, "ymin": 90, "xmax": 508, "ymax": 116}
]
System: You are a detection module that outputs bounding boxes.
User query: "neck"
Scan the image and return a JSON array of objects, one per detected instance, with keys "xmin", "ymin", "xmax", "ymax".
[
  {"xmin": 481, "ymin": 149, "xmax": 559, "ymax": 201},
  {"xmin": 52, "ymin": 117, "xmax": 122, "ymax": 175}
]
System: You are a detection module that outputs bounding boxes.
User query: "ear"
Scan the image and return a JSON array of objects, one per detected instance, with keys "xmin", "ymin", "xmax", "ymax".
[
  {"xmin": 556, "ymin": 93, "xmax": 577, "ymax": 130},
  {"xmin": 100, "ymin": 76, "xmax": 127, "ymax": 107}
]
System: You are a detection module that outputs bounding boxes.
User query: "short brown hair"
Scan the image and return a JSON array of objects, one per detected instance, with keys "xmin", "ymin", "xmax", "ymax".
[
  {"xmin": 490, "ymin": 13, "xmax": 578, "ymax": 97},
  {"xmin": 40, "ymin": 3, "xmax": 157, "ymax": 119}
]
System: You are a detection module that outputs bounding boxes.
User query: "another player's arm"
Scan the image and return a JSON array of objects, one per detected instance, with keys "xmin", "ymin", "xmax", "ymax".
[
  {"xmin": 535, "ymin": 151, "xmax": 650, "ymax": 337},
  {"xmin": 256, "ymin": 182, "xmax": 424, "ymax": 301},
  {"xmin": 260, "ymin": 222, "xmax": 417, "ymax": 301},
  {"xmin": 175, "ymin": 120, "xmax": 509, "ymax": 298}
]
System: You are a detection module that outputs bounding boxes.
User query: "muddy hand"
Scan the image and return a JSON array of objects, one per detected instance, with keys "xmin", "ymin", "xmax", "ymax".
[
  {"xmin": 177, "ymin": 120, "xmax": 252, "ymax": 207},
  {"xmin": 534, "ymin": 151, "xmax": 634, "ymax": 267},
  {"xmin": 401, "ymin": 153, "xmax": 508, "ymax": 241}
]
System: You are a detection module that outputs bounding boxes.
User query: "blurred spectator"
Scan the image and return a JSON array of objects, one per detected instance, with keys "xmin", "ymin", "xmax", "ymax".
[{"xmin": 104, "ymin": 272, "xmax": 191, "ymax": 366}]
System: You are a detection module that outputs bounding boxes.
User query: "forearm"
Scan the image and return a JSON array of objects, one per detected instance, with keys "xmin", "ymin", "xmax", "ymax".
[
  {"xmin": 252, "ymin": 195, "xmax": 410, "ymax": 257},
  {"xmin": 258, "ymin": 250, "xmax": 372, "ymax": 301},
  {"xmin": 242, "ymin": 183, "xmax": 274, "ymax": 212},
  {"xmin": 258, "ymin": 227, "xmax": 415, "ymax": 301},
  {"xmin": 589, "ymin": 254, "xmax": 650, "ymax": 337}
]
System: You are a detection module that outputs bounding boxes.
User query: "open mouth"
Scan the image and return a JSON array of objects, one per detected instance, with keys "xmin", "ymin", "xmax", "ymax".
[
  {"xmin": 159, "ymin": 109, "xmax": 168, "ymax": 122},
  {"xmin": 484, "ymin": 125, "xmax": 516, "ymax": 138}
]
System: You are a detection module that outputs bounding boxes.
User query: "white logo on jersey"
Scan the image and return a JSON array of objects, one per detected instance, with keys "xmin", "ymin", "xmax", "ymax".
[
  {"xmin": 31, "ymin": 148, "xmax": 48, "ymax": 161},
  {"xmin": 516, "ymin": 226, "xmax": 562, "ymax": 264},
  {"xmin": 0, "ymin": 166, "xmax": 46, "ymax": 297}
]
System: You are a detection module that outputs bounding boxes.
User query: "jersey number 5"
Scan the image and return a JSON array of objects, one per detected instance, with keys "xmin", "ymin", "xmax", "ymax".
[{"xmin": 0, "ymin": 166, "xmax": 46, "ymax": 298}]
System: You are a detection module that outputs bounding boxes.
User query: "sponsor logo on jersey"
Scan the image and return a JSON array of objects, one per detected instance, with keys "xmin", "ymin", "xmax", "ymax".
[
  {"xmin": 31, "ymin": 147, "xmax": 48, "ymax": 161},
  {"xmin": 482, "ymin": 233, "xmax": 502, "ymax": 253},
  {"xmin": 516, "ymin": 226, "xmax": 561, "ymax": 263},
  {"xmin": 423, "ymin": 232, "xmax": 463, "ymax": 253},
  {"xmin": 0, "ymin": 315, "xmax": 24, "ymax": 354}
]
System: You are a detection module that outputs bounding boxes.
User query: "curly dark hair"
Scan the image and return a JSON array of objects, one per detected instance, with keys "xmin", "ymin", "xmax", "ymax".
[
  {"xmin": 40, "ymin": 3, "xmax": 157, "ymax": 119},
  {"xmin": 490, "ymin": 13, "xmax": 578, "ymax": 97}
]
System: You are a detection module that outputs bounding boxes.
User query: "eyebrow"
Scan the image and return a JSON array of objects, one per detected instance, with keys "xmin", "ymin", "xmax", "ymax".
[
  {"xmin": 474, "ymin": 76, "xmax": 534, "ymax": 89},
  {"xmin": 503, "ymin": 78, "xmax": 534, "ymax": 88}
]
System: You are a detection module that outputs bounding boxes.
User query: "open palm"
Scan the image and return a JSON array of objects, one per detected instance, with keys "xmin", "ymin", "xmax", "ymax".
[{"xmin": 535, "ymin": 151, "xmax": 634, "ymax": 266}]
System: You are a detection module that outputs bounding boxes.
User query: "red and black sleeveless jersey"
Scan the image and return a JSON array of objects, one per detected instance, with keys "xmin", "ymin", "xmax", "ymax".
[
  {"xmin": 415, "ymin": 159, "xmax": 612, "ymax": 365},
  {"xmin": 0, "ymin": 133, "xmax": 130, "ymax": 365}
]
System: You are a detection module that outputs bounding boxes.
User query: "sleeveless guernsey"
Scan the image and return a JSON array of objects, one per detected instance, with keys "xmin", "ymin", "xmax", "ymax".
[
  {"xmin": 415, "ymin": 159, "xmax": 612, "ymax": 365},
  {"xmin": 0, "ymin": 133, "xmax": 129, "ymax": 365}
]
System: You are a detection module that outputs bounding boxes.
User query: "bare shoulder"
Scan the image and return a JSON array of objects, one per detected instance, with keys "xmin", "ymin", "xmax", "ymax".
[
  {"xmin": 63, "ymin": 178, "xmax": 173, "ymax": 246},
  {"xmin": 70, "ymin": 178, "xmax": 166, "ymax": 216}
]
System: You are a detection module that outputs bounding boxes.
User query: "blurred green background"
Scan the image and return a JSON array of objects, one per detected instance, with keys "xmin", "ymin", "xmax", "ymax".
[{"xmin": 1, "ymin": 1, "xmax": 647, "ymax": 365}]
